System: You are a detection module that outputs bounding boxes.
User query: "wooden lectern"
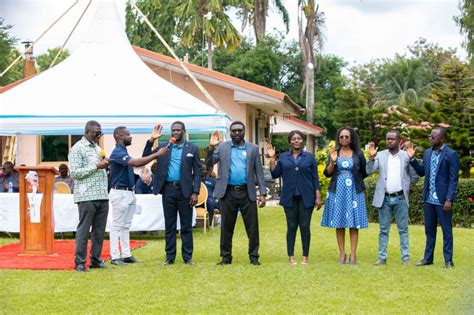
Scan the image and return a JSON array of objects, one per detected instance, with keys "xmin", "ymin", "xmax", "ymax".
[{"xmin": 16, "ymin": 166, "xmax": 59, "ymax": 255}]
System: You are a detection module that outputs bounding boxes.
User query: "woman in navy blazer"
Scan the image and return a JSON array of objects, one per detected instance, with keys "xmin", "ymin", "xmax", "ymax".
[{"xmin": 268, "ymin": 130, "xmax": 322, "ymax": 265}]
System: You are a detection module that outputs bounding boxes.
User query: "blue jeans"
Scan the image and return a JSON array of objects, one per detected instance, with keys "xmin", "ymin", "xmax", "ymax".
[{"xmin": 378, "ymin": 195, "xmax": 409, "ymax": 261}]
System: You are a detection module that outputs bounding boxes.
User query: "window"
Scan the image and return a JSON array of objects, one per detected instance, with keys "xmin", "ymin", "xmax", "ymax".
[{"xmin": 39, "ymin": 135, "xmax": 82, "ymax": 162}]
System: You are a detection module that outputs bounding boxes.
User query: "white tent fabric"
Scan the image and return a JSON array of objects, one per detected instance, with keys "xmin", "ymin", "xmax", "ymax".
[{"xmin": 0, "ymin": 0, "xmax": 230, "ymax": 135}]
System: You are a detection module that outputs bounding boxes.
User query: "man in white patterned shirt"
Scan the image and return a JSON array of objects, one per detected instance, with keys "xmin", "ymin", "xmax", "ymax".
[{"xmin": 69, "ymin": 121, "xmax": 110, "ymax": 272}]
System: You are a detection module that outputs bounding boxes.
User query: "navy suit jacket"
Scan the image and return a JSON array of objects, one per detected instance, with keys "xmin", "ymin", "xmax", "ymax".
[
  {"xmin": 409, "ymin": 145, "xmax": 460, "ymax": 203},
  {"xmin": 271, "ymin": 151, "xmax": 320, "ymax": 209},
  {"xmin": 142, "ymin": 140, "xmax": 201, "ymax": 198}
]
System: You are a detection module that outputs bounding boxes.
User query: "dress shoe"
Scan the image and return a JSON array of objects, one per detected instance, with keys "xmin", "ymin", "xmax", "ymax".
[
  {"xmin": 111, "ymin": 259, "xmax": 127, "ymax": 266},
  {"xmin": 123, "ymin": 256, "xmax": 144, "ymax": 264},
  {"xmin": 402, "ymin": 259, "xmax": 410, "ymax": 266},
  {"xmin": 216, "ymin": 260, "xmax": 232, "ymax": 265},
  {"xmin": 90, "ymin": 262, "xmax": 113, "ymax": 269},
  {"xmin": 75, "ymin": 264, "xmax": 89, "ymax": 272},
  {"xmin": 184, "ymin": 260, "xmax": 195, "ymax": 265},
  {"xmin": 250, "ymin": 260, "xmax": 261, "ymax": 266},
  {"xmin": 374, "ymin": 259, "xmax": 387, "ymax": 266},
  {"xmin": 162, "ymin": 259, "xmax": 175, "ymax": 266},
  {"xmin": 415, "ymin": 260, "xmax": 433, "ymax": 267},
  {"xmin": 444, "ymin": 261, "xmax": 454, "ymax": 269}
]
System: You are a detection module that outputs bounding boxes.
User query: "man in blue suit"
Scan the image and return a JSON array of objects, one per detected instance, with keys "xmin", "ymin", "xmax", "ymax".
[
  {"xmin": 407, "ymin": 127, "xmax": 460, "ymax": 268},
  {"xmin": 143, "ymin": 122, "xmax": 201, "ymax": 265}
]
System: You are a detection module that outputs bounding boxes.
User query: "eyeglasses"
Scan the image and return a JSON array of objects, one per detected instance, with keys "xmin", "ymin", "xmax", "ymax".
[
  {"xmin": 94, "ymin": 131, "xmax": 103, "ymax": 137},
  {"xmin": 339, "ymin": 135, "xmax": 350, "ymax": 140}
]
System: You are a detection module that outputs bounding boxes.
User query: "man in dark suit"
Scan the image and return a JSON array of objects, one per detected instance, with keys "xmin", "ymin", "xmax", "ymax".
[
  {"xmin": 143, "ymin": 122, "xmax": 201, "ymax": 265},
  {"xmin": 407, "ymin": 127, "xmax": 460, "ymax": 268},
  {"xmin": 205, "ymin": 121, "xmax": 267, "ymax": 265}
]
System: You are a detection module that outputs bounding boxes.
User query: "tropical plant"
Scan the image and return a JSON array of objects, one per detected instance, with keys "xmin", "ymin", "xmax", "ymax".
[
  {"xmin": 239, "ymin": 0, "xmax": 289, "ymax": 44},
  {"xmin": 175, "ymin": 0, "xmax": 245, "ymax": 69},
  {"xmin": 375, "ymin": 57, "xmax": 436, "ymax": 109}
]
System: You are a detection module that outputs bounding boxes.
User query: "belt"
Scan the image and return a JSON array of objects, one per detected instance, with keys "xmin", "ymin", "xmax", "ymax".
[
  {"xmin": 385, "ymin": 190, "xmax": 403, "ymax": 197},
  {"xmin": 112, "ymin": 186, "xmax": 134, "ymax": 191},
  {"xmin": 228, "ymin": 185, "xmax": 247, "ymax": 191},
  {"xmin": 165, "ymin": 181, "xmax": 181, "ymax": 187}
]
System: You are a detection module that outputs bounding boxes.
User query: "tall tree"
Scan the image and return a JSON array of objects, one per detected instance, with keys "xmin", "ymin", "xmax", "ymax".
[
  {"xmin": 0, "ymin": 18, "xmax": 22, "ymax": 86},
  {"xmin": 244, "ymin": 0, "xmax": 289, "ymax": 44},
  {"xmin": 429, "ymin": 59, "xmax": 473, "ymax": 177},
  {"xmin": 36, "ymin": 48, "xmax": 70, "ymax": 72},
  {"xmin": 454, "ymin": 0, "xmax": 474, "ymax": 65},
  {"xmin": 175, "ymin": 0, "xmax": 244, "ymax": 69},
  {"xmin": 125, "ymin": 0, "xmax": 178, "ymax": 55},
  {"xmin": 298, "ymin": 0, "xmax": 325, "ymax": 126}
]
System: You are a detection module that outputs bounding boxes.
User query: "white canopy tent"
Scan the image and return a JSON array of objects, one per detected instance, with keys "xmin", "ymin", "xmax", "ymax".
[{"xmin": 0, "ymin": 0, "xmax": 231, "ymax": 135}]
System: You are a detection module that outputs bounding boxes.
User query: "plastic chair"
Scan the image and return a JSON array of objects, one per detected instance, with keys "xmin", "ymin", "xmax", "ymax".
[
  {"xmin": 195, "ymin": 182, "xmax": 209, "ymax": 233},
  {"xmin": 55, "ymin": 182, "xmax": 71, "ymax": 194}
]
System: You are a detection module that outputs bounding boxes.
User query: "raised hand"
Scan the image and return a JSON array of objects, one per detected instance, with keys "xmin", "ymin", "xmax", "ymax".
[
  {"xmin": 329, "ymin": 146, "xmax": 338, "ymax": 164},
  {"xmin": 267, "ymin": 143, "xmax": 276, "ymax": 159},
  {"xmin": 150, "ymin": 124, "xmax": 164, "ymax": 141},
  {"xmin": 209, "ymin": 130, "xmax": 221, "ymax": 149},
  {"xmin": 405, "ymin": 142, "xmax": 416, "ymax": 159},
  {"xmin": 368, "ymin": 142, "xmax": 378, "ymax": 159}
]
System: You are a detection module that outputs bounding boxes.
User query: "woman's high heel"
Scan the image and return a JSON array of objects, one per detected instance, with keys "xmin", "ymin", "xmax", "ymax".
[{"xmin": 338, "ymin": 254, "xmax": 347, "ymax": 265}]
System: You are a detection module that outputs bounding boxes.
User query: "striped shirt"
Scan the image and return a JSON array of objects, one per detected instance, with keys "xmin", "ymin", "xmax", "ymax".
[{"xmin": 68, "ymin": 137, "xmax": 108, "ymax": 203}]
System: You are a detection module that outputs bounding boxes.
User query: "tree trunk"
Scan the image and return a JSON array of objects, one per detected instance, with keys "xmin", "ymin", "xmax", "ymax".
[
  {"xmin": 306, "ymin": 64, "xmax": 314, "ymax": 123},
  {"xmin": 207, "ymin": 36, "xmax": 212, "ymax": 70},
  {"xmin": 254, "ymin": 0, "xmax": 267, "ymax": 44}
]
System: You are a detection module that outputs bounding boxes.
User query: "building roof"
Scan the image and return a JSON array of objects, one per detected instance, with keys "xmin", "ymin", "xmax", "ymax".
[
  {"xmin": 133, "ymin": 46, "xmax": 304, "ymax": 115},
  {"xmin": 272, "ymin": 115, "xmax": 324, "ymax": 137}
]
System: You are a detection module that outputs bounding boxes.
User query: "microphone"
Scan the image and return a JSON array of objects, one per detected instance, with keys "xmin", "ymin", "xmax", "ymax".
[
  {"xmin": 99, "ymin": 149, "xmax": 106, "ymax": 159},
  {"xmin": 166, "ymin": 137, "xmax": 176, "ymax": 149}
]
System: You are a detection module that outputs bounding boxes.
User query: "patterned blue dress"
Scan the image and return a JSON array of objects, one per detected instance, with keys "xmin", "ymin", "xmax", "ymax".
[{"xmin": 321, "ymin": 156, "xmax": 368, "ymax": 229}]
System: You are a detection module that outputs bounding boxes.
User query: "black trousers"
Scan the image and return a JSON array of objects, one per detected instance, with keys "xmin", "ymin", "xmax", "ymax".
[
  {"xmin": 75, "ymin": 200, "xmax": 109, "ymax": 266},
  {"xmin": 284, "ymin": 196, "xmax": 314, "ymax": 257},
  {"xmin": 220, "ymin": 187, "xmax": 259, "ymax": 262},
  {"xmin": 162, "ymin": 185, "xmax": 193, "ymax": 262}
]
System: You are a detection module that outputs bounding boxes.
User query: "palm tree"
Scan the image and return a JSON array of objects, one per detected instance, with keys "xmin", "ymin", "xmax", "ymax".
[
  {"xmin": 375, "ymin": 57, "xmax": 436, "ymax": 108},
  {"xmin": 176, "ymin": 0, "xmax": 244, "ymax": 69},
  {"xmin": 298, "ymin": 0, "xmax": 325, "ymax": 124}
]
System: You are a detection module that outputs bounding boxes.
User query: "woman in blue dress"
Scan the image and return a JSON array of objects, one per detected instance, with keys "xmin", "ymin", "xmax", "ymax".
[{"xmin": 321, "ymin": 127, "xmax": 368, "ymax": 265}]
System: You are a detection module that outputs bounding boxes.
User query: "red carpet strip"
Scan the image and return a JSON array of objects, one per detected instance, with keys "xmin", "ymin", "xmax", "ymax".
[{"xmin": 0, "ymin": 240, "xmax": 146, "ymax": 270}]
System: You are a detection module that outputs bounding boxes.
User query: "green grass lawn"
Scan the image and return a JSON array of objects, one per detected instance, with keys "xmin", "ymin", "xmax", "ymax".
[{"xmin": 1, "ymin": 207, "xmax": 473, "ymax": 314}]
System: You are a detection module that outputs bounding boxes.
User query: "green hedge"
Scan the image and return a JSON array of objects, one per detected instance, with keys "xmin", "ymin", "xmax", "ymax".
[{"xmin": 364, "ymin": 177, "xmax": 474, "ymax": 228}]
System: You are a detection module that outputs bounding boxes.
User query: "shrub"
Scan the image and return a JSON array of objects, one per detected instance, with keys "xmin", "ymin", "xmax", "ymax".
[{"xmin": 365, "ymin": 178, "xmax": 474, "ymax": 228}]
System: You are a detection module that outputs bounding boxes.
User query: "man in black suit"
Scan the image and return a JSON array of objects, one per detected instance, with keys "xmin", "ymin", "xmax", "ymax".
[
  {"xmin": 143, "ymin": 122, "xmax": 201, "ymax": 265},
  {"xmin": 205, "ymin": 121, "xmax": 267, "ymax": 265}
]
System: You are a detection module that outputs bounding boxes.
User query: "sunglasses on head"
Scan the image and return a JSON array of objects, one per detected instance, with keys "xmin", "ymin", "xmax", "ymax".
[{"xmin": 339, "ymin": 135, "xmax": 350, "ymax": 140}]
